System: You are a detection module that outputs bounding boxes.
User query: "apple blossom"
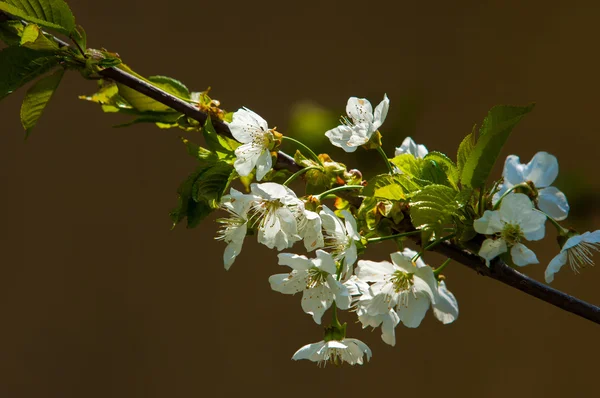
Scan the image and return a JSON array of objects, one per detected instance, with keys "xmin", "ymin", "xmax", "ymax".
[
  {"xmin": 493, "ymin": 152, "xmax": 569, "ymax": 221},
  {"xmin": 319, "ymin": 205, "xmax": 361, "ymax": 277},
  {"xmin": 474, "ymin": 193, "xmax": 546, "ymax": 266},
  {"xmin": 325, "ymin": 95, "xmax": 389, "ymax": 152}
]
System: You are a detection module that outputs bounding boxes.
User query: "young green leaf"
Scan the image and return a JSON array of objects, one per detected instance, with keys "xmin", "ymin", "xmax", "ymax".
[
  {"xmin": 362, "ymin": 174, "xmax": 407, "ymax": 201},
  {"xmin": 0, "ymin": 0, "xmax": 76, "ymax": 35},
  {"xmin": 170, "ymin": 167, "xmax": 213, "ymax": 229},
  {"xmin": 20, "ymin": 67, "xmax": 64, "ymax": 136},
  {"xmin": 0, "ymin": 46, "xmax": 59, "ymax": 101},
  {"xmin": 117, "ymin": 75, "xmax": 190, "ymax": 112},
  {"xmin": 20, "ymin": 24, "xmax": 59, "ymax": 51},
  {"xmin": 192, "ymin": 161, "xmax": 235, "ymax": 207},
  {"xmin": 456, "ymin": 131, "xmax": 475, "ymax": 176},
  {"xmin": 460, "ymin": 104, "xmax": 535, "ymax": 188},
  {"xmin": 0, "ymin": 20, "xmax": 24, "ymax": 45},
  {"xmin": 391, "ymin": 153, "xmax": 453, "ymax": 189},
  {"xmin": 410, "ymin": 184, "xmax": 462, "ymax": 239},
  {"xmin": 202, "ymin": 117, "xmax": 238, "ymax": 158}
]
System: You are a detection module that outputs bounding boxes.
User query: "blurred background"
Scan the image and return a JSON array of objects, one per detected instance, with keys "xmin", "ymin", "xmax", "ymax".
[{"xmin": 1, "ymin": 0, "xmax": 599, "ymax": 397}]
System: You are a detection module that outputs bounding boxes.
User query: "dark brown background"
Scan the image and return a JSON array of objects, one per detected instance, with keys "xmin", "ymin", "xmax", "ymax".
[{"xmin": 1, "ymin": 0, "xmax": 599, "ymax": 397}]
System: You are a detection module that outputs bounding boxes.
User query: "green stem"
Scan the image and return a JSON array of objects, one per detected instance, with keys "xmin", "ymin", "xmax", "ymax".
[
  {"xmin": 316, "ymin": 185, "xmax": 364, "ymax": 200},
  {"xmin": 478, "ymin": 186, "xmax": 486, "ymax": 216},
  {"xmin": 283, "ymin": 166, "xmax": 321, "ymax": 186},
  {"xmin": 412, "ymin": 233, "xmax": 456, "ymax": 261},
  {"xmin": 375, "ymin": 145, "xmax": 395, "ymax": 174},
  {"xmin": 282, "ymin": 136, "xmax": 323, "ymax": 166},
  {"xmin": 534, "ymin": 209, "xmax": 566, "ymax": 234},
  {"xmin": 434, "ymin": 258, "xmax": 452, "ymax": 277},
  {"xmin": 367, "ymin": 230, "xmax": 422, "ymax": 244},
  {"xmin": 330, "ymin": 301, "xmax": 342, "ymax": 329},
  {"xmin": 492, "ymin": 183, "xmax": 533, "ymax": 210}
]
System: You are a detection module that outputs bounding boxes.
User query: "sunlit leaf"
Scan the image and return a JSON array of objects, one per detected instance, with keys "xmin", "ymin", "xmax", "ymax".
[{"xmin": 20, "ymin": 67, "xmax": 64, "ymax": 136}]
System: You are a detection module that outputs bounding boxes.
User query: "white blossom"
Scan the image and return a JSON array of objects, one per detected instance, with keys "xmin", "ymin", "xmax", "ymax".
[
  {"xmin": 269, "ymin": 250, "xmax": 350, "ymax": 324},
  {"xmin": 228, "ymin": 107, "xmax": 276, "ymax": 181},
  {"xmin": 493, "ymin": 152, "xmax": 569, "ymax": 221},
  {"xmin": 319, "ymin": 205, "xmax": 361, "ymax": 277},
  {"xmin": 325, "ymin": 95, "xmax": 389, "ymax": 152},
  {"xmin": 474, "ymin": 193, "xmax": 546, "ymax": 267},
  {"xmin": 394, "ymin": 137, "xmax": 428, "ymax": 158},
  {"xmin": 298, "ymin": 209, "xmax": 324, "ymax": 252},
  {"xmin": 250, "ymin": 183, "xmax": 304, "ymax": 251},
  {"xmin": 292, "ymin": 338, "xmax": 372, "ymax": 366},
  {"xmin": 545, "ymin": 230, "xmax": 600, "ymax": 283},
  {"xmin": 216, "ymin": 188, "xmax": 259, "ymax": 269}
]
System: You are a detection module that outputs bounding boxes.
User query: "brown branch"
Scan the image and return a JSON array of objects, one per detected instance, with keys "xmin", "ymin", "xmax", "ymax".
[{"xmin": 2, "ymin": 11, "xmax": 599, "ymax": 325}]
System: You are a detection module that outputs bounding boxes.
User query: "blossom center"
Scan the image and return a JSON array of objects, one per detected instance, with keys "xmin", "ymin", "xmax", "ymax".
[
  {"xmin": 306, "ymin": 267, "xmax": 329, "ymax": 289},
  {"xmin": 390, "ymin": 270, "xmax": 414, "ymax": 293},
  {"xmin": 501, "ymin": 223, "xmax": 523, "ymax": 245}
]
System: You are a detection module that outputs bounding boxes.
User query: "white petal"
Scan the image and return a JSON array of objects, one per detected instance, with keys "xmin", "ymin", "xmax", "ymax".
[
  {"xmin": 498, "ymin": 193, "xmax": 535, "ymax": 224},
  {"xmin": 523, "ymin": 151, "xmax": 558, "ymax": 188},
  {"xmin": 301, "ymin": 210, "xmax": 324, "ymax": 252},
  {"xmin": 398, "ymin": 292, "xmax": 431, "ymax": 328},
  {"xmin": 502, "ymin": 155, "xmax": 526, "ymax": 186},
  {"xmin": 251, "ymin": 182, "xmax": 295, "ymax": 201},
  {"xmin": 277, "ymin": 253, "xmax": 312, "ymax": 271},
  {"xmin": 479, "ymin": 238, "xmax": 508, "ymax": 267},
  {"xmin": 394, "ymin": 136, "xmax": 428, "ymax": 159},
  {"xmin": 390, "ymin": 251, "xmax": 418, "ymax": 274},
  {"xmin": 341, "ymin": 210, "xmax": 360, "ymax": 241},
  {"xmin": 381, "ymin": 310, "xmax": 400, "ymax": 346},
  {"xmin": 473, "ymin": 210, "xmax": 504, "ymax": 235},
  {"xmin": 343, "ymin": 338, "xmax": 372, "ymax": 364},
  {"xmin": 432, "ymin": 281, "xmax": 459, "ymax": 324},
  {"xmin": 314, "ymin": 249, "xmax": 337, "ymax": 275},
  {"xmin": 320, "ymin": 205, "xmax": 345, "ymax": 239},
  {"xmin": 537, "ymin": 187, "xmax": 569, "ymax": 221},
  {"xmin": 223, "ymin": 223, "xmax": 247, "ymax": 270},
  {"xmin": 233, "ymin": 143, "xmax": 261, "ymax": 177},
  {"xmin": 327, "ymin": 276, "xmax": 351, "ymax": 310},
  {"xmin": 292, "ymin": 341, "xmax": 325, "ymax": 361},
  {"xmin": 268, "ymin": 272, "xmax": 307, "ymax": 294},
  {"xmin": 519, "ymin": 210, "xmax": 547, "ymax": 241},
  {"xmin": 301, "ymin": 285, "xmax": 334, "ymax": 324},
  {"xmin": 254, "ymin": 149, "xmax": 273, "ymax": 181},
  {"xmin": 343, "ymin": 242, "xmax": 358, "ymax": 269},
  {"xmin": 345, "ymin": 124, "xmax": 372, "ymax": 147},
  {"xmin": 346, "ymin": 97, "xmax": 374, "ymax": 124},
  {"xmin": 510, "ymin": 243, "xmax": 539, "ymax": 266},
  {"xmin": 413, "ymin": 266, "xmax": 437, "ymax": 303},
  {"xmin": 356, "ymin": 260, "xmax": 394, "ymax": 282},
  {"xmin": 545, "ymin": 251, "xmax": 568, "ymax": 283},
  {"xmin": 372, "ymin": 94, "xmax": 390, "ymax": 130},
  {"xmin": 228, "ymin": 108, "xmax": 262, "ymax": 143},
  {"xmin": 325, "ymin": 125, "xmax": 359, "ymax": 153}
]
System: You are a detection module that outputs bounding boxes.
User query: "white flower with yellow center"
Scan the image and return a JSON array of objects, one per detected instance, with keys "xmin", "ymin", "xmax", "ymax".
[
  {"xmin": 474, "ymin": 193, "xmax": 546, "ymax": 267},
  {"xmin": 319, "ymin": 205, "xmax": 361, "ymax": 276},
  {"xmin": 228, "ymin": 107, "xmax": 276, "ymax": 181},
  {"xmin": 325, "ymin": 94, "xmax": 389, "ymax": 152},
  {"xmin": 493, "ymin": 151, "xmax": 569, "ymax": 221},
  {"xmin": 250, "ymin": 183, "xmax": 304, "ymax": 251},
  {"xmin": 545, "ymin": 230, "xmax": 600, "ymax": 283},
  {"xmin": 216, "ymin": 188, "xmax": 259, "ymax": 269},
  {"xmin": 269, "ymin": 250, "xmax": 351, "ymax": 324},
  {"xmin": 292, "ymin": 338, "xmax": 372, "ymax": 366},
  {"xmin": 394, "ymin": 137, "xmax": 428, "ymax": 159}
]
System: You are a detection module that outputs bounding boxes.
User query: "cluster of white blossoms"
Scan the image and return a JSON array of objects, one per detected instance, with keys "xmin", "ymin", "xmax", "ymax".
[{"xmin": 217, "ymin": 97, "xmax": 599, "ymax": 366}]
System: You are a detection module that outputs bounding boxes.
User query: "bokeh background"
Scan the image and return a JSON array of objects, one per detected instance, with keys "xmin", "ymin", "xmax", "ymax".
[{"xmin": 1, "ymin": 0, "xmax": 599, "ymax": 397}]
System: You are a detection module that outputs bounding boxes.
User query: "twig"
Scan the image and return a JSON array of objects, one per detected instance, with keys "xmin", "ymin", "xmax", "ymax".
[{"xmin": 2, "ymin": 10, "xmax": 599, "ymax": 325}]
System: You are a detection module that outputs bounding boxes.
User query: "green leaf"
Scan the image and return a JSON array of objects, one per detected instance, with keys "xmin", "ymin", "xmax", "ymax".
[
  {"xmin": 0, "ymin": 46, "xmax": 59, "ymax": 101},
  {"xmin": 20, "ymin": 67, "xmax": 63, "ymax": 136},
  {"xmin": 410, "ymin": 184, "xmax": 462, "ymax": 239},
  {"xmin": 460, "ymin": 104, "xmax": 535, "ymax": 188},
  {"xmin": 180, "ymin": 137, "xmax": 217, "ymax": 162},
  {"xmin": 20, "ymin": 24, "xmax": 59, "ymax": 50},
  {"xmin": 0, "ymin": 20, "xmax": 24, "ymax": 45},
  {"xmin": 192, "ymin": 161, "xmax": 234, "ymax": 207},
  {"xmin": 113, "ymin": 113, "xmax": 180, "ymax": 129},
  {"xmin": 170, "ymin": 167, "xmax": 212, "ymax": 229},
  {"xmin": 202, "ymin": 117, "xmax": 238, "ymax": 158},
  {"xmin": 117, "ymin": 75, "xmax": 190, "ymax": 112},
  {"xmin": 362, "ymin": 174, "xmax": 407, "ymax": 201},
  {"xmin": 0, "ymin": 0, "xmax": 76, "ymax": 35},
  {"xmin": 424, "ymin": 151, "xmax": 459, "ymax": 188},
  {"xmin": 390, "ymin": 154, "xmax": 452, "ymax": 189},
  {"xmin": 456, "ymin": 130, "xmax": 475, "ymax": 176}
]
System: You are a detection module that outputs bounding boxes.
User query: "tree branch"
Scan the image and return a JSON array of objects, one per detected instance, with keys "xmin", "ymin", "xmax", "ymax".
[{"xmin": 2, "ymin": 11, "xmax": 598, "ymax": 325}]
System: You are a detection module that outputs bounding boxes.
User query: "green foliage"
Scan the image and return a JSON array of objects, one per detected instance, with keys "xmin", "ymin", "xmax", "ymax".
[
  {"xmin": 423, "ymin": 151, "xmax": 459, "ymax": 189},
  {"xmin": 410, "ymin": 184, "xmax": 464, "ymax": 240},
  {"xmin": 362, "ymin": 174, "xmax": 408, "ymax": 201},
  {"xmin": 0, "ymin": 46, "xmax": 59, "ymax": 101},
  {"xmin": 456, "ymin": 130, "xmax": 475, "ymax": 177},
  {"xmin": 0, "ymin": 20, "xmax": 24, "ymax": 45},
  {"xmin": 117, "ymin": 75, "xmax": 190, "ymax": 112},
  {"xmin": 20, "ymin": 67, "xmax": 63, "ymax": 136},
  {"xmin": 0, "ymin": 0, "xmax": 76, "ymax": 35},
  {"xmin": 20, "ymin": 24, "xmax": 59, "ymax": 50},
  {"xmin": 460, "ymin": 104, "xmax": 535, "ymax": 188},
  {"xmin": 390, "ymin": 154, "xmax": 453, "ymax": 189},
  {"xmin": 202, "ymin": 117, "xmax": 238, "ymax": 159}
]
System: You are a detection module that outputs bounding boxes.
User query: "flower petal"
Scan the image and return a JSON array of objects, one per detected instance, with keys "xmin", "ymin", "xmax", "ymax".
[
  {"xmin": 390, "ymin": 251, "xmax": 418, "ymax": 274},
  {"xmin": 537, "ymin": 186, "xmax": 569, "ymax": 221},
  {"xmin": 314, "ymin": 249, "xmax": 337, "ymax": 275},
  {"xmin": 381, "ymin": 310, "xmax": 400, "ymax": 346},
  {"xmin": 479, "ymin": 238, "xmax": 508, "ymax": 266},
  {"xmin": 356, "ymin": 260, "xmax": 395, "ymax": 282},
  {"xmin": 223, "ymin": 223, "xmax": 247, "ymax": 270},
  {"xmin": 254, "ymin": 149, "xmax": 273, "ymax": 181},
  {"xmin": 292, "ymin": 341, "xmax": 325, "ymax": 361},
  {"xmin": 523, "ymin": 151, "xmax": 558, "ymax": 188},
  {"xmin": 325, "ymin": 125, "xmax": 358, "ymax": 153},
  {"xmin": 498, "ymin": 193, "xmax": 535, "ymax": 223},
  {"xmin": 397, "ymin": 292, "xmax": 431, "ymax": 328},
  {"xmin": 473, "ymin": 210, "xmax": 504, "ymax": 235},
  {"xmin": 432, "ymin": 281, "xmax": 459, "ymax": 324},
  {"xmin": 268, "ymin": 271, "xmax": 307, "ymax": 294},
  {"xmin": 502, "ymin": 155, "xmax": 526, "ymax": 187},
  {"xmin": 545, "ymin": 251, "xmax": 568, "ymax": 283},
  {"xmin": 372, "ymin": 94, "xmax": 390, "ymax": 130},
  {"xmin": 301, "ymin": 285, "xmax": 334, "ymax": 324},
  {"xmin": 510, "ymin": 243, "xmax": 539, "ymax": 266},
  {"xmin": 519, "ymin": 210, "xmax": 547, "ymax": 241},
  {"xmin": 233, "ymin": 142, "xmax": 261, "ymax": 177},
  {"xmin": 346, "ymin": 97, "xmax": 374, "ymax": 125},
  {"xmin": 327, "ymin": 275, "xmax": 351, "ymax": 310},
  {"xmin": 394, "ymin": 136, "xmax": 428, "ymax": 159},
  {"xmin": 277, "ymin": 253, "xmax": 312, "ymax": 271}
]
